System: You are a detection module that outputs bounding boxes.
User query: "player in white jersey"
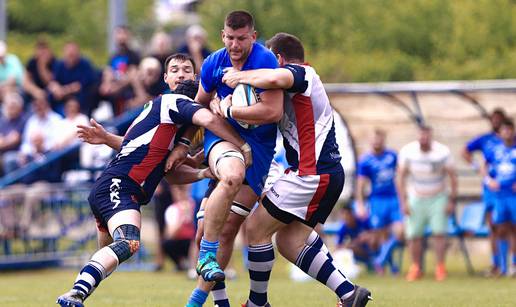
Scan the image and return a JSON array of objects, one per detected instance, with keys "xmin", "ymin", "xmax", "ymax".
[
  {"xmin": 397, "ymin": 125, "xmax": 457, "ymax": 282},
  {"xmin": 222, "ymin": 32, "xmax": 371, "ymax": 307}
]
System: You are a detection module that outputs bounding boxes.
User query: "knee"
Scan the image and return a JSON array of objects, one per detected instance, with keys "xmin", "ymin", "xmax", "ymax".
[
  {"xmin": 218, "ymin": 170, "xmax": 244, "ymax": 193},
  {"xmin": 108, "ymin": 224, "xmax": 140, "ymax": 263}
]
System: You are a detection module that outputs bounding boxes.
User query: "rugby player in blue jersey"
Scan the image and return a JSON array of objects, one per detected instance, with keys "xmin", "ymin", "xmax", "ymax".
[
  {"xmin": 482, "ymin": 118, "xmax": 516, "ymax": 276},
  {"xmin": 184, "ymin": 10, "xmax": 284, "ymax": 307},
  {"xmin": 355, "ymin": 129, "xmax": 403, "ymax": 275},
  {"xmin": 56, "ymin": 77, "xmax": 251, "ymax": 306},
  {"xmin": 462, "ymin": 108, "xmax": 506, "ymax": 276}
]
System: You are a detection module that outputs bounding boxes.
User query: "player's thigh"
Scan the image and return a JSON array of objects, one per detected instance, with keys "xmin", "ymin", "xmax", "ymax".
[
  {"xmin": 107, "ymin": 209, "xmax": 141, "ymax": 236},
  {"xmin": 246, "ymin": 201, "xmax": 285, "ymax": 244},
  {"xmin": 208, "ymin": 141, "xmax": 246, "ymax": 181},
  {"xmin": 492, "ymin": 196, "xmax": 510, "ymax": 226},
  {"xmin": 97, "ymin": 227, "xmax": 113, "ymax": 248},
  {"xmin": 428, "ymin": 194, "xmax": 448, "ymax": 236}
]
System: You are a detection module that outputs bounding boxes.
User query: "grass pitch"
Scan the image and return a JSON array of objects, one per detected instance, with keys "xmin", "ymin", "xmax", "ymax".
[{"xmin": 0, "ymin": 253, "xmax": 514, "ymax": 307}]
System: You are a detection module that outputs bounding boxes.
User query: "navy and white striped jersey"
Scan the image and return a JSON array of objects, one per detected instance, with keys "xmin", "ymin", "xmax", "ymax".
[
  {"xmin": 280, "ymin": 64, "xmax": 342, "ymax": 175},
  {"xmin": 103, "ymin": 93, "xmax": 203, "ymax": 203}
]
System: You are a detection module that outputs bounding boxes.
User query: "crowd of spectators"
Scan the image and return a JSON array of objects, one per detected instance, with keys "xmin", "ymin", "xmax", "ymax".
[{"xmin": 0, "ymin": 24, "xmax": 211, "ymax": 179}]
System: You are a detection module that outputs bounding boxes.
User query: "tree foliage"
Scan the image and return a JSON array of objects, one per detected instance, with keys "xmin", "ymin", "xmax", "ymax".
[
  {"xmin": 7, "ymin": 0, "xmax": 154, "ymax": 66},
  {"xmin": 198, "ymin": 0, "xmax": 516, "ymax": 82}
]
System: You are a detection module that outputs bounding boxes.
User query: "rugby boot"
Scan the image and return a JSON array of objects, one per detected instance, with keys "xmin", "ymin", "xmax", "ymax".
[
  {"xmin": 435, "ymin": 263, "xmax": 447, "ymax": 281},
  {"xmin": 338, "ymin": 286, "xmax": 372, "ymax": 307},
  {"xmin": 196, "ymin": 251, "xmax": 225, "ymax": 282},
  {"xmin": 241, "ymin": 301, "xmax": 271, "ymax": 307},
  {"xmin": 56, "ymin": 289, "xmax": 85, "ymax": 307},
  {"xmin": 405, "ymin": 263, "xmax": 422, "ymax": 281}
]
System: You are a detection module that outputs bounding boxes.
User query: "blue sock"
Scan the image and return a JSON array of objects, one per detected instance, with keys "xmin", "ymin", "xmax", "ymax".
[
  {"xmin": 375, "ymin": 235, "xmax": 399, "ymax": 267},
  {"xmin": 307, "ymin": 231, "xmax": 333, "ymax": 261},
  {"xmin": 212, "ymin": 281, "xmax": 230, "ymax": 307},
  {"xmin": 512, "ymin": 254, "xmax": 516, "ymax": 266},
  {"xmin": 199, "ymin": 237, "xmax": 219, "ymax": 260},
  {"xmin": 497, "ymin": 239, "xmax": 509, "ymax": 274},
  {"xmin": 187, "ymin": 288, "xmax": 208, "ymax": 307}
]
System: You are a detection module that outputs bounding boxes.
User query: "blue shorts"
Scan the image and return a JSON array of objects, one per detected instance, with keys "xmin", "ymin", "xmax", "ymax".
[
  {"xmin": 368, "ymin": 195, "xmax": 401, "ymax": 229},
  {"xmin": 482, "ymin": 185, "xmax": 496, "ymax": 212},
  {"xmin": 492, "ymin": 193, "xmax": 516, "ymax": 225},
  {"xmin": 204, "ymin": 126, "xmax": 276, "ymax": 197},
  {"xmin": 88, "ymin": 174, "xmax": 145, "ymax": 232}
]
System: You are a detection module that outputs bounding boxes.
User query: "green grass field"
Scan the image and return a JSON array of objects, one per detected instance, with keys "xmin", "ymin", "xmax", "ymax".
[{"xmin": 0, "ymin": 252, "xmax": 514, "ymax": 307}]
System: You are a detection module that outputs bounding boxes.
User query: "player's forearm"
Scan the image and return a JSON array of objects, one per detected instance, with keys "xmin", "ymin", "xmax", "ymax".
[
  {"xmin": 395, "ymin": 169, "xmax": 408, "ymax": 204},
  {"xmin": 230, "ymin": 89, "xmax": 283, "ymax": 124},
  {"xmin": 164, "ymin": 165, "xmax": 207, "ymax": 184},
  {"xmin": 106, "ymin": 133, "xmax": 124, "ymax": 151},
  {"xmin": 233, "ymin": 69, "xmax": 292, "ymax": 89},
  {"xmin": 193, "ymin": 109, "xmax": 245, "ymax": 147},
  {"xmin": 355, "ymin": 177, "xmax": 366, "ymax": 204}
]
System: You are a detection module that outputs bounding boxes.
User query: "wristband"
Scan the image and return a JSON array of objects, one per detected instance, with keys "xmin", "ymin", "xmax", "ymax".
[
  {"xmin": 176, "ymin": 137, "xmax": 192, "ymax": 148},
  {"xmin": 240, "ymin": 142, "xmax": 251, "ymax": 153},
  {"xmin": 225, "ymin": 106, "xmax": 233, "ymax": 119}
]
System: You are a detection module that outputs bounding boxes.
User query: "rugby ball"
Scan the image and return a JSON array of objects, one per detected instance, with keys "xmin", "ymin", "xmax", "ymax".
[{"xmin": 232, "ymin": 83, "xmax": 259, "ymax": 129}]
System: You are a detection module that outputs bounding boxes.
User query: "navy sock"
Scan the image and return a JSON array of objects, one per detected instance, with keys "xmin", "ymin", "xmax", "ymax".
[{"xmin": 212, "ymin": 281, "xmax": 230, "ymax": 307}]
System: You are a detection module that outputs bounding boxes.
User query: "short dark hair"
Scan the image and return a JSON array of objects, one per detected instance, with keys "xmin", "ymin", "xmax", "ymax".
[
  {"xmin": 266, "ymin": 32, "xmax": 304, "ymax": 63},
  {"xmin": 225, "ymin": 10, "xmax": 254, "ymax": 30},
  {"xmin": 174, "ymin": 80, "xmax": 199, "ymax": 100},
  {"xmin": 419, "ymin": 124, "xmax": 432, "ymax": 132},
  {"xmin": 164, "ymin": 53, "xmax": 196, "ymax": 73},
  {"xmin": 501, "ymin": 118, "xmax": 514, "ymax": 129},
  {"xmin": 491, "ymin": 108, "xmax": 506, "ymax": 119}
]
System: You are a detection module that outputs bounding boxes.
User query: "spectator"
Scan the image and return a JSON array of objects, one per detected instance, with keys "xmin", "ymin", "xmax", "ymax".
[
  {"xmin": 126, "ymin": 57, "xmax": 167, "ymax": 109},
  {"xmin": 462, "ymin": 108, "xmax": 506, "ymax": 277},
  {"xmin": 482, "ymin": 118, "xmax": 516, "ymax": 276},
  {"xmin": 48, "ymin": 41, "xmax": 97, "ymax": 116},
  {"xmin": 397, "ymin": 125, "xmax": 458, "ymax": 282},
  {"xmin": 162, "ymin": 184, "xmax": 196, "ymax": 271},
  {"xmin": 23, "ymin": 38, "xmax": 57, "ymax": 101},
  {"xmin": 149, "ymin": 31, "xmax": 173, "ymax": 70},
  {"xmin": 0, "ymin": 40, "xmax": 24, "ymax": 97},
  {"xmin": 149, "ymin": 31, "xmax": 173, "ymax": 90},
  {"xmin": 15, "ymin": 96, "xmax": 63, "ymax": 183},
  {"xmin": 0, "ymin": 91, "xmax": 27, "ymax": 175},
  {"xmin": 176, "ymin": 25, "xmax": 211, "ymax": 74},
  {"xmin": 54, "ymin": 97, "xmax": 88, "ymax": 150},
  {"xmin": 99, "ymin": 25, "xmax": 140, "ymax": 115},
  {"xmin": 355, "ymin": 129, "xmax": 403, "ymax": 274},
  {"xmin": 336, "ymin": 205, "xmax": 374, "ymax": 265}
]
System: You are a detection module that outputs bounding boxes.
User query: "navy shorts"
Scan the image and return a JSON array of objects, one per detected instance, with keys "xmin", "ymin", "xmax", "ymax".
[{"xmin": 88, "ymin": 174, "xmax": 145, "ymax": 232}]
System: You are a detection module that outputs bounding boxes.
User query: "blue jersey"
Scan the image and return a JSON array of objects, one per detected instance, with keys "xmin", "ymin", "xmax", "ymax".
[
  {"xmin": 466, "ymin": 132, "xmax": 502, "ymax": 158},
  {"xmin": 103, "ymin": 94, "xmax": 203, "ymax": 203},
  {"xmin": 485, "ymin": 142, "xmax": 516, "ymax": 194},
  {"xmin": 337, "ymin": 218, "xmax": 371, "ymax": 245},
  {"xmin": 200, "ymin": 43, "xmax": 279, "ymax": 196},
  {"xmin": 357, "ymin": 150, "xmax": 398, "ymax": 197}
]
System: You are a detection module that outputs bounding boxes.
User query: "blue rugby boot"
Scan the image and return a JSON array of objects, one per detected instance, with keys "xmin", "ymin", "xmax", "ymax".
[{"xmin": 196, "ymin": 251, "xmax": 225, "ymax": 282}]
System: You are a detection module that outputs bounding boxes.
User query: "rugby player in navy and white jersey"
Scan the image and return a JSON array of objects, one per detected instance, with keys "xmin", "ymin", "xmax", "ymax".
[
  {"xmin": 183, "ymin": 10, "xmax": 284, "ymax": 307},
  {"xmin": 56, "ymin": 79, "xmax": 251, "ymax": 307},
  {"xmin": 222, "ymin": 32, "xmax": 371, "ymax": 307}
]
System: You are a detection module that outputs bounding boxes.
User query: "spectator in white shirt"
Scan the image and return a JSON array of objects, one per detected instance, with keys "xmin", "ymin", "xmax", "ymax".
[{"xmin": 396, "ymin": 125, "xmax": 458, "ymax": 282}]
